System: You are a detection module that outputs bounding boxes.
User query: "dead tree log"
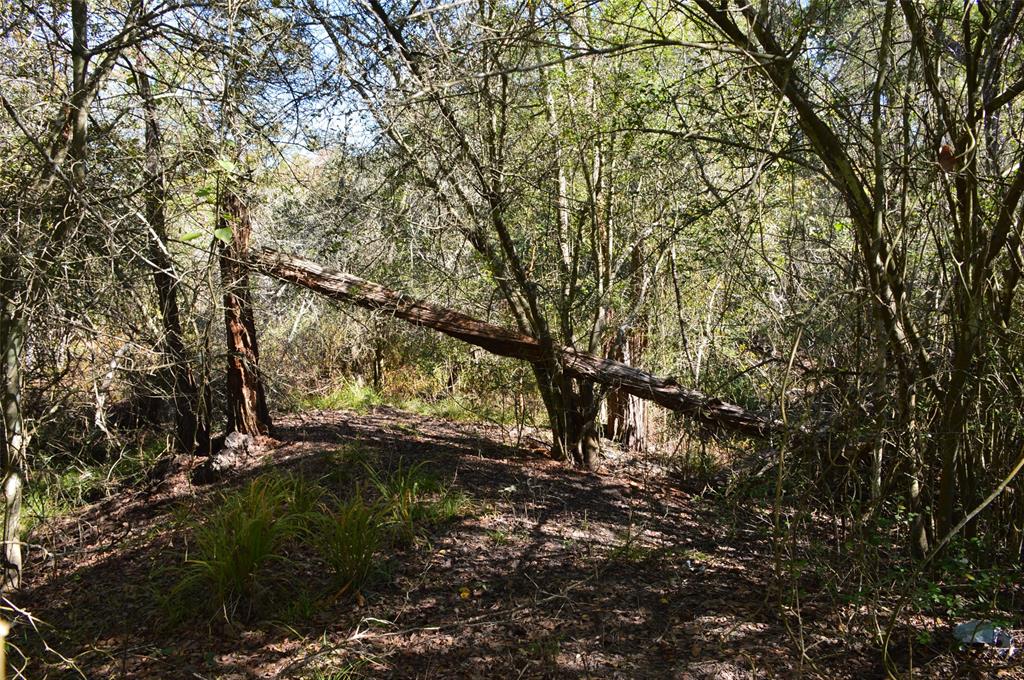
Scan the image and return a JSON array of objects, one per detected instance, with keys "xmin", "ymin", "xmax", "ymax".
[{"xmin": 250, "ymin": 249, "xmax": 781, "ymax": 437}]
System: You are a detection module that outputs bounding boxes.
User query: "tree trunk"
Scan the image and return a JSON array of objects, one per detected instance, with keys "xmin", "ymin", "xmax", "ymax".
[
  {"xmin": 0, "ymin": 256, "xmax": 26, "ymax": 590},
  {"xmin": 605, "ymin": 272, "xmax": 649, "ymax": 453},
  {"xmin": 70, "ymin": 0, "xmax": 89, "ymax": 185},
  {"xmin": 534, "ymin": 361, "xmax": 601, "ymax": 469},
  {"xmin": 136, "ymin": 52, "xmax": 211, "ymax": 454},
  {"xmin": 219, "ymin": 192, "xmax": 271, "ymax": 436},
  {"xmin": 606, "ymin": 334, "xmax": 648, "ymax": 453},
  {"xmin": 569, "ymin": 378, "xmax": 602, "ymax": 470}
]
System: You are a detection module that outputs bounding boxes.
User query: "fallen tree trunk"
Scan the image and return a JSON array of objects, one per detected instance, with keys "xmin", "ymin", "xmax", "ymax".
[{"xmin": 250, "ymin": 248, "xmax": 781, "ymax": 437}]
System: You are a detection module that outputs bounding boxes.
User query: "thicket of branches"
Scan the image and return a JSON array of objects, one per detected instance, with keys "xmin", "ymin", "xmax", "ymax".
[{"xmin": 2, "ymin": 0, "xmax": 1023, "ymax": 642}]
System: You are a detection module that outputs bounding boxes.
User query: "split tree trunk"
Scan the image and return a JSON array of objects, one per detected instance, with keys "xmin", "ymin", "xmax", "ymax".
[
  {"xmin": 220, "ymin": 193, "xmax": 271, "ymax": 436},
  {"xmin": 137, "ymin": 52, "xmax": 211, "ymax": 454},
  {"xmin": 534, "ymin": 362, "xmax": 602, "ymax": 469},
  {"xmin": 250, "ymin": 249, "xmax": 779, "ymax": 438}
]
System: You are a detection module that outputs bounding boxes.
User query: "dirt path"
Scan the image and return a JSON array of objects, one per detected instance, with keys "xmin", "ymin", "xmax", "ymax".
[{"xmin": 12, "ymin": 408, "xmax": 977, "ymax": 678}]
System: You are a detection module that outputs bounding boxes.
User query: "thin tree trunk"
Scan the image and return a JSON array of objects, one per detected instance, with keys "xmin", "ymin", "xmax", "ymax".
[
  {"xmin": 70, "ymin": 0, "xmax": 89, "ymax": 186},
  {"xmin": 0, "ymin": 255, "xmax": 26, "ymax": 590},
  {"xmin": 570, "ymin": 379, "xmax": 602, "ymax": 469},
  {"xmin": 136, "ymin": 52, "xmax": 211, "ymax": 453},
  {"xmin": 219, "ymin": 191, "xmax": 271, "ymax": 436},
  {"xmin": 935, "ymin": 353, "xmax": 974, "ymax": 537}
]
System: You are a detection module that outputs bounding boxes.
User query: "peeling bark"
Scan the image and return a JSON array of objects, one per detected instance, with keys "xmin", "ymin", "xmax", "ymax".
[{"xmin": 220, "ymin": 194, "xmax": 271, "ymax": 436}]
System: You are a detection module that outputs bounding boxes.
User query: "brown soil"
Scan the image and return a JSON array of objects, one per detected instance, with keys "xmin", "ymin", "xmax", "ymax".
[{"xmin": 12, "ymin": 407, "xmax": 1023, "ymax": 678}]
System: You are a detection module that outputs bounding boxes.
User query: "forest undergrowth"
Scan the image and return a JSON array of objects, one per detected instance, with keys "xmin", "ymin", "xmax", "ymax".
[
  {"xmin": 6, "ymin": 0, "xmax": 1024, "ymax": 676},
  {"xmin": 8, "ymin": 399, "xmax": 1022, "ymax": 679}
]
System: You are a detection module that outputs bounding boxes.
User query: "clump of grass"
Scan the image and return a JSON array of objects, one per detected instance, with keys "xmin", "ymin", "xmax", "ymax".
[
  {"xmin": 278, "ymin": 588, "xmax": 322, "ymax": 623},
  {"xmin": 305, "ymin": 657, "xmax": 373, "ymax": 679},
  {"xmin": 394, "ymin": 394, "xmax": 528, "ymax": 425},
  {"xmin": 523, "ymin": 634, "xmax": 564, "ymax": 668},
  {"xmin": 165, "ymin": 458, "xmax": 471, "ymax": 624},
  {"xmin": 287, "ymin": 373, "xmax": 532, "ymax": 425},
  {"xmin": 432, "ymin": 489, "xmax": 473, "ymax": 524},
  {"xmin": 330, "ymin": 443, "xmax": 376, "ymax": 468},
  {"xmin": 396, "ymin": 397, "xmax": 478, "ymax": 422},
  {"xmin": 314, "ymin": 490, "xmax": 383, "ymax": 595},
  {"xmin": 21, "ymin": 485, "xmax": 73, "ymax": 538},
  {"xmin": 283, "ymin": 471, "xmax": 327, "ymax": 515},
  {"xmin": 608, "ymin": 523, "xmax": 654, "ymax": 563},
  {"xmin": 169, "ymin": 474, "xmax": 310, "ymax": 620},
  {"xmin": 368, "ymin": 460, "xmax": 471, "ymax": 544},
  {"xmin": 487, "ymin": 529, "xmax": 511, "ymax": 545},
  {"xmin": 108, "ymin": 434, "xmax": 172, "ymax": 484},
  {"xmin": 368, "ymin": 460, "xmax": 438, "ymax": 544},
  {"xmin": 23, "ymin": 434, "xmax": 172, "ymax": 538},
  {"xmin": 322, "ymin": 443, "xmax": 378, "ymax": 491},
  {"xmin": 295, "ymin": 381, "xmax": 383, "ymax": 413}
]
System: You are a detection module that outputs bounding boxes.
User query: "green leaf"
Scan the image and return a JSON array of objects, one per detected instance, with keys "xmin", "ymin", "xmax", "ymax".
[
  {"xmin": 214, "ymin": 227, "xmax": 233, "ymax": 243},
  {"xmin": 195, "ymin": 186, "xmax": 216, "ymax": 200},
  {"xmin": 216, "ymin": 158, "xmax": 238, "ymax": 174},
  {"xmin": 180, "ymin": 231, "xmax": 204, "ymax": 242}
]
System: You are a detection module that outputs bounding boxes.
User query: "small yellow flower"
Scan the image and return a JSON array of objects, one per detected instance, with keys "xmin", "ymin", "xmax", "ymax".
[{"xmin": 459, "ymin": 587, "xmax": 471, "ymax": 600}]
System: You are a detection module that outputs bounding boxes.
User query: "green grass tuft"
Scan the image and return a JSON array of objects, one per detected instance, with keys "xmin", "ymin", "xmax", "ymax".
[
  {"xmin": 314, "ymin": 490, "xmax": 383, "ymax": 595},
  {"xmin": 297, "ymin": 381, "xmax": 384, "ymax": 413},
  {"xmin": 368, "ymin": 459, "xmax": 471, "ymax": 545},
  {"xmin": 164, "ymin": 460, "xmax": 470, "ymax": 625},
  {"xmin": 23, "ymin": 435, "xmax": 172, "ymax": 538},
  {"xmin": 169, "ymin": 474, "xmax": 309, "ymax": 621}
]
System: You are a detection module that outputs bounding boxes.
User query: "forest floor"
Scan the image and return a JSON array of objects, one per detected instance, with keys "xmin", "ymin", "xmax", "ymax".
[{"xmin": 14, "ymin": 406, "xmax": 1023, "ymax": 679}]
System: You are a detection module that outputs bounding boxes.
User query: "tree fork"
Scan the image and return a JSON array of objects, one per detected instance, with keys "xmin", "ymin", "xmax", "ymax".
[{"xmin": 250, "ymin": 249, "xmax": 781, "ymax": 438}]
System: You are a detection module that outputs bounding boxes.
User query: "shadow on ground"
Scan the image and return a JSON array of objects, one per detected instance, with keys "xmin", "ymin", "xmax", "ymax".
[{"xmin": 13, "ymin": 407, "xmax": 976, "ymax": 678}]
